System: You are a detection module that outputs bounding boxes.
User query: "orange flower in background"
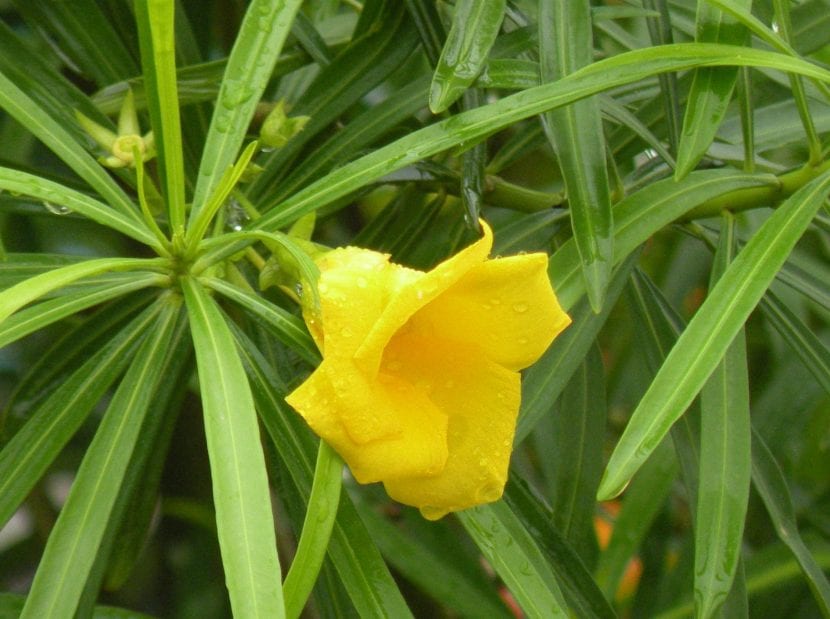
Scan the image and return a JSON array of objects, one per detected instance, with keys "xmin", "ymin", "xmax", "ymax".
[{"xmin": 286, "ymin": 221, "xmax": 571, "ymax": 519}]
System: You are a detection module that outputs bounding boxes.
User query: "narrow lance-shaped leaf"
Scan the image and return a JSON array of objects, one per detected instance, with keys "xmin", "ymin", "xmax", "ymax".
[
  {"xmin": 642, "ymin": 0, "xmax": 682, "ymax": 152},
  {"xmin": 503, "ymin": 479, "xmax": 617, "ymax": 619},
  {"xmin": 133, "ymin": 0, "xmax": 187, "ymax": 233},
  {"xmin": 0, "ymin": 70, "xmax": 138, "ymax": 219},
  {"xmin": 675, "ymin": 0, "xmax": 751, "ymax": 179},
  {"xmin": 0, "ymin": 167, "xmax": 163, "ymax": 251},
  {"xmin": 597, "ymin": 169, "xmax": 830, "ymax": 501},
  {"xmin": 595, "ymin": 438, "xmax": 677, "ymax": 600},
  {"xmin": 231, "ymin": 326, "xmax": 415, "ymax": 618},
  {"xmin": 19, "ymin": 295, "xmax": 181, "ymax": 619},
  {"xmin": 353, "ymin": 503, "xmax": 512, "ymax": 619},
  {"xmin": 694, "ymin": 213, "xmax": 751, "ymax": 618},
  {"xmin": 705, "ymin": 0, "xmax": 830, "ymax": 100},
  {"xmin": 0, "ymin": 274, "xmax": 167, "ymax": 349},
  {"xmin": 540, "ymin": 0, "xmax": 613, "ymax": 312},
  {"xmin": 182, "ymin": 277, "xmax": 285, "ymax": 618},
  {"xmin": 247, "ymin": 4, "xmax": 419, "ymax": 207},
  {"xmin": 518, "ymin": 252, "xmax": 639, "ymax": 443},
  {"xmin": 759, "ymin": 291, "xmax": 830, "ymax": 395},
  {"xmin": 195, "ymin": 46, "xmax": 829, "ymax": 273},
  {"xmin": 245, "ymin": 44, "xmax": 817, "ymax": 238},
  {"xmin": 0, "ymin": 303, "xmax": 162, "ymax": 529},
  {"xmin": 189, "ymin": 0, "xmax": 303, "ymax": 219},
  {"xmin": 0, "ymin": 257, "xmax": 168, "ymax": 324},
  {"xmin": 282, "ymin": 441, "xmax": 343, "ymax": 619},
  {"xmin": 429, "ymin": 0, "xmax": 506, "ymax": 113},
  {"xmin": 459, "ymin": 502, "xmax": 569, "ymax": 617},
  {"xmin": 549, "ymin": 344, "xmax": 606, "ymax": 555},
  {"xmin": 751, "ymin": 428, "xmax": 830, "ymax": 614},
  {"xmin": 201, "ymin": 276, "xmax": 318, "ymax": 365},
  {"xmin": 772, "ymin": 0, "xmax": 823, "ymax": 165}
]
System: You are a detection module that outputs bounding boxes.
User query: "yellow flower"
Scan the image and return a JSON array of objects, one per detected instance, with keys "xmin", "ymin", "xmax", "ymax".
[{"xmin": 286, "ymin": 221, "xmax": 570, "ymax": 519}]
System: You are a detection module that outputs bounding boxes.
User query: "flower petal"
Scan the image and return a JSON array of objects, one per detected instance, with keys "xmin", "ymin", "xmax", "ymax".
[
  {"xmin": 354, "ymin": 222, "xmax": 494, "ymax": 375},
  {"xmin": 380, "ymin": 334, "xmax": 520, "ymax": 520},
  {"xmin": 286, "ymin": 359, "xmax": 448, "ymax": 484},
  {"xmin": 308, "ymin": 247, "xmax": 396, "ymax": 356},
  {"xmin": 407, "ymin": 253, "xmax": 571, "ymax": 371}
]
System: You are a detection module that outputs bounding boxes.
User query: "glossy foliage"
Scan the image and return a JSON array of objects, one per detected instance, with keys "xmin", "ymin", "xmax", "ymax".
[{"xmin": 0, "ymin": 1, "xmax": 828, "ymax": 618}]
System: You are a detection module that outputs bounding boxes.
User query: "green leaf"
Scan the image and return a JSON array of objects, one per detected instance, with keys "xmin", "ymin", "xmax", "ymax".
[
  {"xmin": 540, "ymin": 0, "xmax": 613, "ymax": 311},
  {"xmin": 771, "ymin": 0, "xmax": 823, "ymax": 165},
  {"xmin": 10, "ymin": 0, "xmax": 138, "ymax": 84},
  {"xmin": 354, "ymin": 501, "xmax": 512, "ymax": 619},
  {"xmin": 503, "ymin": 479, "xmax": 617, "ymax": 619},
  {"xmin": 202, "ymin": 277, "xmax": 318, "ymax": 365},
  {"xmin": 624, "ymin": 270, "xmax": 703, "ymax": 507},
  {"xmin": 595, "ymin": 438, "xmax": 677, "ymax": 599},
  {"xmin": 290, "ymin": 10, "xmax": 333, "ymax": 66},
  {"xmin": 231, "ymin": 327, "xmax": 414, "ymax": 618},
  {"xmin": 459, "ymin": 501, "xmax": 569, "ymax": 618},
  {"xmin": 597, "ymin": 169, "xmax": 830, "ymax": 501},
  {"xmin": 0, "ymin": 594, "xmax": 155, "ymax": 619},
  {"xmin": 642, "ymin": 0, "xmax": 682, "ymax": 153},
  {"xmin": 0, "ymin": 257, "xmax": 168, "ymax": 324},
  {"xmin": 550, "ymin": 169, "xmax": 774, "ymax": 310},
  {"xmin": 19, "ymin": 295, "xmax": 180, "ymax": 618},
  {"xmin": 186, "ymin": 140, "xmax": 259, "ymax": 248},
  {"xmin": 0, "ymin": 167, "xmax": 162, "ymax": 250},
  {"xmin": 96, "ymin": 321, "xmax": 191, "ymax": 595},
  {"xmin": 675, "ymin": 0, "xmax": 750, "ymax": 179},
  {"xmin": 1, "ymin": 293, "xmax": 155, "ymax": 421},
  {"xmin": 694, "ymin": 214, "xmax": 751, "ymax": 618},
  {"xmin": 182, "ymin": 277, "xmax": 284, "ymax": 618},
  {"xmin": 134, "ymin": 0, "xmax": 187, "ymax": 233},
  {"xmin": 282, "ymin": 441, "xmax": 343, "ymax": 619},
  {"xmin": 429, "ymin": 0, "xmax": 506, "ymax": 113},
  {"xmin": 91, "ymin": 49, "xmax": 316, "ymax": 115},
  {"xmin": 248, "ymin": 4, "xmax": 419, "ymax": 208},
  {"xmin": 198, "ymin": 229, "xmax": 319, "ymax": 310},
  {"xmin": 272, "ymin": 76, "xmax": 431, "ymax": 205},
  {"xmin": 0, "ymin": 19, "xmax": 113, "ymax": 147},
  {"xmin": 760, "ymin": 291, "xmax": 830, "ymax": 394},
  {"xmin": 549, "ymin": 345, "xmax": 606, "ymax": 556},
  {"xmin": 751, "ymin": 428, "xmax": 830, "ymax": 614},
  {"xmin": 0, "ymin": 273, "xmax": 166, "ymax": 349},
  {"xmin": 0, "ymin": 69, "xmax": 138, "ymax": 219},
  {"xmin": 404, "ymin": 0, "xmax": 447, "ymax": 66},
  {"xmin": 248, "ymin": 43, "xmax": 814, "ymax": 236},
  {"xmin": 189, "ymin": 0, "xmax": 303, "ymax": 218},
  {"xmin": 0, "ymin": 304, "xmax": 162, "ymax": 529},
  {"xmin": 518, "ymin": 252, "xmax": 639, "ymax": 443}
]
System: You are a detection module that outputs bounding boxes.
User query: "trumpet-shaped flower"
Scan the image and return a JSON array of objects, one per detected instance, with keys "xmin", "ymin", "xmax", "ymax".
[{"xmin": 286, "ymin": 221, "xmax": 570, "ymax": 519}]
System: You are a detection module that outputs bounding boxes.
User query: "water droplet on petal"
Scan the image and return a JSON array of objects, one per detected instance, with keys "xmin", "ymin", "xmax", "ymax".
[
  {"xmin": 444, "ymin": 379, "xmax": 455, "ymax": 389},
  {"xmin": 416, "ymin": 380, "xmax": 433, "ymax": 394},
  {"xmin": 512, "ymin": 302, "xmax": 528, "ymax": 313},
  {"xmin": 340, "ymin": 327, "xmax": 353, "ymax": 338},
  {"xmin": 356, "ymin": 276, "xmax": 367, "ymax": 289},
  {"xmin": 518, "ymin": 337, "xmax": 528, "ymax": 345},
  {"xmin": 490, "ymin": 298, "xmax": 501, "ymax": 306},
  {"xmin": 477, "ymin": 482, "xmax": 503, "ymax": 503}
]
